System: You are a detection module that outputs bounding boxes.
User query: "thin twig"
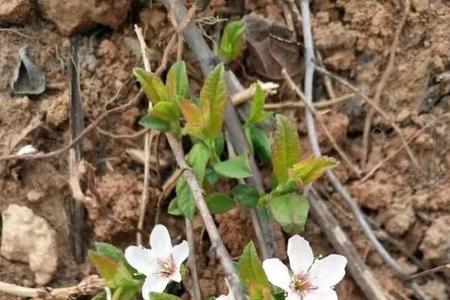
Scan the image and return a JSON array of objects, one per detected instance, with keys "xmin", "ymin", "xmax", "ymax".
[
  {"xmin": 154, "ymin": 169, "xmax": 186, "ymax": 225},
  {"xmin": 263, "ymin": 93, "xmax": 355, "ymax": 110},
  {"xmin": 0, "ymin": 276, "xmax": 105, "ymax": 299},
  {"xmin": 362, "ymin": 113, "xmax": 450, "ymax": 182},
  {"xmin": 299, "ymin": 2, "xmax": 429, "ymax": 300},
  {"xmin": 282, "ymin": 69, "xmax": 362, "ymax": 176},
  {"xmin": 134, "ymin": 25, "xmax": 154, "ymax": 247},
  {"xmin": 231, "ymin": 82, "xmax": 279, "ymax": 105},
  {"xmin": 166, "ymin": 133, "xmax": 244, "ymax": 300},
  {"xmin": 408, "ymin": 264, "xmax": 450, "ymax": 281},
  {"xmin": 0, "ymin": 92, "xmax": 142, "ymax": 162},
  {"xmin": 185, "ymin": 218, "xmax": 202, "ymax": 299},
  {"xmin": 97, "ymin": 128, "xmax": 148, "ymax": 140},
  {"xmin": 314, "ymin": 65, "xmax": 418, "ymax": 171},
  {"xmin": 361, "ymin": 0, "xmax": 411, "ymax": 169}
]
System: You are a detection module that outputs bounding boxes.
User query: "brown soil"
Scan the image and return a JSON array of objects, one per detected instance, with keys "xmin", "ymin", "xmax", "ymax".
[{"xmin": 1, "ymin": 0, "xmax": 449, "ymax": 299}]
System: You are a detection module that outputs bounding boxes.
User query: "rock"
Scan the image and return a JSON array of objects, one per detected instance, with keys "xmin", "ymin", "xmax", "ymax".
[
  {"xmin": 0, "ymin": 0, "xmax": 31, "ymax": 24},
  {"xmin": 420, "ymin": 280, "xmax": 448, "ymax": 300},
  {"xmin": 36, "ymin": 0, "xmax": 133, "ymax": 35},
  {"xmin": 381, "ymin": 202, "xmax": 415, "ymax": 235},
  {"xmin": 324, "ymin": 50, "xmax": 355, "ymax": 70},
  {"xmin": 419, "ymin": 215, "xmax": 450, "ymax": 263},
  {"xmin": 1, "ymin": 205, "xmax": 58, "ymax": 285}
]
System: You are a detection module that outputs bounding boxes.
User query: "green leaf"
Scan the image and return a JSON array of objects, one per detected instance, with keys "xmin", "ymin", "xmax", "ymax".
[
  {"xmin": 239, "ymin": 241, "xmax": 272, "ymax": 299},
  {"xmin": 168, "ymin": 197, "xmax": 183, "ymax": 216},
  {"xmin": 180, "ymin": 100, "xmax": 204, "ymax": 138},
  {"xmin": 89, "ymin": 251, "xmax": 119, "ymax": 283},
  {"xmin": 271, "ymin": 114, "xmax": 301, "ymax": 184},
  {"xmin": 200, "ymin": 63, "xmax": 227, "ymax": 139},
  {"xmin": 232, "ymin": 184, "xmax": 260, "ymax": 208},
  {"xmin": 133, "ymin": 67, "xmax": 169, "ymax": 103},
  {"xmin": 150, "ymin": 292, "xmax": 182, "ymax": 300},
  {"xmin": 150, "ymin": 101, "xmax": 179, "ymax": 123},
  {"xmin": 175, "ymin": 177, "xmax": 196, "ymax": 219},
  {"xmin": 166, "ymin": 61, "xmax": 191, "ymax": 101},
  {"xmin": 213, "ymin": 155, "xmax": 252, "ymax": 179},
  {"xmin": 206, "ymin": 192, "xmax": 236, "ymax": 214},
  {"xmin": 205, "ymin": 168, "xmax": 220, "ymax": 185},
  {"xmin": 246, "ymin": 84, "xmax": 273, "ymax": 127},
  {"xmin": 94, "ymin": 242, "xmax": 124, "ymax": 262},
  {"xmin": 219, "ymin": 20, "xmax": 246, "ymax": 61},
  {"xmin": 268, "ymin": 193, "xmax": 309, "ymax": 234},
  {"xmin": 186, "ymin": 143, "xmax": 210, "ymax": 183},
  {"xmin": 250, "ymin": 127, "xmax": 272, "ymax": 164},
  {"xmin": 91, "ymin": 292, "xmax": 107, "ymax": 300},
  {"xmin": 289, "ymin": 155, "xmax": 339, "ymax": 187},
  {"xmin": 139, "ymin": 115, "xmax": 170, "ymax": 132}
]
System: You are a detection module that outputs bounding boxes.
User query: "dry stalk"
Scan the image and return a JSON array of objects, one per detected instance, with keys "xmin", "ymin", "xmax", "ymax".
[{"xmin": 361, "ymin": 0, "xmax": 411, "ymax": 169}]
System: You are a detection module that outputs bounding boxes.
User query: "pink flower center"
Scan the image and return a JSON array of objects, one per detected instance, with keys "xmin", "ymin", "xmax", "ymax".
[
  {"xmin": 156, "ymin": 255, "xmax": 176, "ymax": 278},
  {"xmin": 290, "ymin": 273, "xmax": 316, "ymax": 296}
]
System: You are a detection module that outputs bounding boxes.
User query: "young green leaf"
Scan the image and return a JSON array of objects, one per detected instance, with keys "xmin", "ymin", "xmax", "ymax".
[
  {"xmin": 289, "ymin": 155, "xmax": 339, "ymax": 187},
  {"xmin": 268, "ymin": 193, "xmax": 309, "ymax": 234},
  {"xmin": 219, "ymin": 20, "xmax": 246, "ymax": 61},
  {"xmin": 150, "ymin": 101, "xmax": 179, "ymax": 123},
  {"xmin": 206, "ymin": 192, "xmax": 236, "ymax": 214},
  {"xmin": 245, "ymin": 84, "xmax": 273, "ymax": 127},
  {"xmin": 180, "ymin": 100, "xmax": 204, "ymax": 138},
  {"xmin": 186, "ymin": 142, "xmax": 210, "ymax": 183},
  {"xmin": 213, "ymin": 155, "xmax": 252, "ymax": 179},
  {"xmin": 166, "ymin": 61, "xmax": 190, "ymax": 101},
  {"xmin": 239, "ymin": 241, "xmax": 272, "ymax": 299},
  {"xmin": 133, "ymin": 67, "xmax": 169, "ymax": 103},
  {"xmin": 200, "ymin": 63, "xmax": 227, "ymax": 139},
  {"xmin": 168, "ymin": 197, "xmax": 183, "ymax": 216},
  {"xmin": 175, "ymin": 177, "xmax": 196, "ymax": 219},
  {"xmin": 94, "ymin": 242, "xmax": 124, "ymax": 262},
  {"xmin": 250, "ymin": 127, "xmax": 272, "ymax": 164},
  {"xmin": 232, "ymin": 184, "xmax": 260, "ymax": 207},
  {"xmin": 89, "ymin": 251, "xmax": 119, "ymax": 283},
  {"xmin": 271, "ymin": 114, "xmax": 302, "ymax": 184},
  {"xmin": 139, "ymin": 115, "xmax": 170, "ymax": 132},
  {"xmin": 150, "ymin": 292, "xmax": 182, "ymax": 300}
]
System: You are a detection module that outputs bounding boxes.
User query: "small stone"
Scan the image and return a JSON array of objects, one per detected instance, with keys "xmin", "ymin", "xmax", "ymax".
[
  {"xmin": 396, "ymin": 109, "xmax": 410, "ymax": 123},
  {"xmin": 324, "ymin": 50, "xmax": 355, "ymax": 70},
  {"xmin": 382, "ymin": 202, "xmax": 415, "ymax": 235},
  {"xmin": 36, "ymin": 0, "xmax": 133, "ymax": 35},
  {"xmin": 419, "ymin": 215, "xmax": 450, "ymax": 263},
  {"xmin": 0, "ymin": 0, "xmax": 31, "ymax": 24},
  {"xmin": 420, "ymin": 280, "xmax": 448, "ymax": 300},
  {"xmin": 1, "ymin": 205, "xmax": 58, "ymax": 285},
  {"xmin": 26, "ymin": 190, "xmax": 45, "ymax": 202}
]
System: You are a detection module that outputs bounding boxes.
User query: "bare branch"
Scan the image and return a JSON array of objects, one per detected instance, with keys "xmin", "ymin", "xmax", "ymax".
[
  {"xmin": 361, "ymin": 0, "xmax": 411, "ymax": 168},
  {"xmin": 0, "ymin": 275, "xmax": 105, "ymax": 299}
]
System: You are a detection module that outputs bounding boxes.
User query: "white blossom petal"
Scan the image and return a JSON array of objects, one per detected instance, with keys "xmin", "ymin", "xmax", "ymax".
[
  {"xmin": 304, "ymin": 288, "xmax": 338, "ymax": 300},
  {"xmin": 262, "ymin": 258, "xmax": 291, "ymax": 292},
  {"xmin": 150, "ymin": 224, "xmax": 172, "ymax": 259},
  {"xmin": 141, "ymin": 275, "xmax": 170, "ymax": 299},
  {"xmin": 17, "ymin": 145, "xmax": 37, "ymax": 155},
  {"xmin": 287, "ymin": 235, "xmax": 314, "ymax": 274},
  {"xmin": 172, "ymin": 240, "xmax": 189, "ymax": 267},
  {"xmin": 125, "ymin": 246, "xmax": 157, "ymax": 276},
  {"xmin": 286, "ymin": 291, "xmax": 301, "ymax": 300},
  {"xmin": 309, "ymin": 254, "xmax": 347, "ymax": 288}
]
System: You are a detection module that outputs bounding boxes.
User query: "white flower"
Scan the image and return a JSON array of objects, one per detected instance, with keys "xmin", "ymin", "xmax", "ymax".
[
  {"xmin": 263, "ymin": 235, "xmax": 347, "ymax": 300},
  {"xmin": 216, "ymin": 280, "xmax": 235, "ymax": 300},
  {"xmin": 125, "ymin": 224, "xmax": 189, "ymax": 300},
  {"xmin": 16, "ymin": 144, "xmax": 38, "ymax": 155}
]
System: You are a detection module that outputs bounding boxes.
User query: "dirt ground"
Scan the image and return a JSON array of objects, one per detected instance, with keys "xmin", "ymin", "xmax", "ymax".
[{"xmin": 0, "ymin": 0, "xmax": 449, "ymax": 299}]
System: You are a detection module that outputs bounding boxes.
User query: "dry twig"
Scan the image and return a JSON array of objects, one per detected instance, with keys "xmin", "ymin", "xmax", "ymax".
[
  {"xmin": 263, "ymin": 93, "xmax": 355, "ymax": 110},
  {"xmin": 361, "ymin": 0, "xmax": 411, "ymax": 168},
  {"xmin": 0, "ymin": 275, "xmax": 105, "ymax": 299}
]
